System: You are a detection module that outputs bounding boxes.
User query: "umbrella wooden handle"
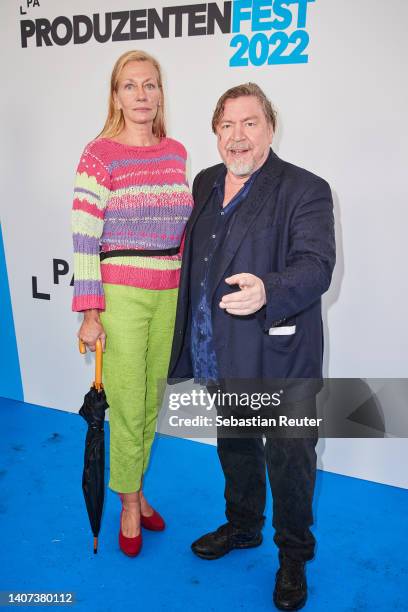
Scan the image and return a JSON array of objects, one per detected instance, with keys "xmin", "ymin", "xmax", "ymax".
[
  {"xmin": 78, "ymin": 338, "xmax": 103, "ymax": 390},
  {"xmin": 94, "ymin": 339, "xmax": 103, "ymax": 390}
]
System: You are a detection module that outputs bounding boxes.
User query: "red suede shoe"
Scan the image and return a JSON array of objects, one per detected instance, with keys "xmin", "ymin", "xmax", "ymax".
[
  {"xmin": 119, "ymin": 510, "xmax": 142, "ymax": 557},
  {"xmin": 141, "ymin": 509, "xmax": 166, "ymax": 531}
]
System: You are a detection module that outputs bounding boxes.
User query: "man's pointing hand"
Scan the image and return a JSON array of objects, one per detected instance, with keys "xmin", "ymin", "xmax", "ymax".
[{"xmin": 219, "ymin": 273, "xmax": 266, "ymax": 315}]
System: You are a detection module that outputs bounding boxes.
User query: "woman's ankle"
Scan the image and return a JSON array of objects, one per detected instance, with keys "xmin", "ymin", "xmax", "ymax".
[{"xmin": 139, "ymin": 490, "xmax": 154, "ymax": 516}]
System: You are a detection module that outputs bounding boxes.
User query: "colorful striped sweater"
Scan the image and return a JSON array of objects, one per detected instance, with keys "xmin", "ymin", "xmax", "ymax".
[{"xmin": 71, "ymin": 137, "xmax": 193, "ymax": 312}]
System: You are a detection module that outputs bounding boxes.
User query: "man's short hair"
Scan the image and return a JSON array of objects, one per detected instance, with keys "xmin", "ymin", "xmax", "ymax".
[{"xmin": 211, "ymin": 83, "xmax": 277, "ymax": 133}]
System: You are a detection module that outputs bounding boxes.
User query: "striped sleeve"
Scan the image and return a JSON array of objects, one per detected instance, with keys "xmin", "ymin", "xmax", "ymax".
[{"xmin": 71, "ymin": 147, "xmax": 111, "ymax": 312}]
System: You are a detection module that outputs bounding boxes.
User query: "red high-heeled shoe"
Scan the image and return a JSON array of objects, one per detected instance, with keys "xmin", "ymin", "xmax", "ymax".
[
  {"xmin": 119, "ymin": 510, "xmax": 142, "ymax": 557},
  {"xmin": 141, "ymin": 509, "xmax": 166, "ymax": 531}
]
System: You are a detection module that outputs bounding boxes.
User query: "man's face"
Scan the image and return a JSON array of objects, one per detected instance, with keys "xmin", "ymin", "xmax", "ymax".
[{"xmin": 216, "ymin": 96, "xmax": 273, "ymax": 177}]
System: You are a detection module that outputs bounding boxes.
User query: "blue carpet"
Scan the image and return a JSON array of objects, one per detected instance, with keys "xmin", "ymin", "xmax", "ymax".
[{"xmin": 0, "ymin": 397, "xmax": 407, "ymax": 611}]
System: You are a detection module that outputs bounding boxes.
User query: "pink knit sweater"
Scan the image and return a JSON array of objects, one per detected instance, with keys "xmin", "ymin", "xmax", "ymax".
[{"xmin": 72, "ymin": 137, "xmax": 193, "ymax": 312}]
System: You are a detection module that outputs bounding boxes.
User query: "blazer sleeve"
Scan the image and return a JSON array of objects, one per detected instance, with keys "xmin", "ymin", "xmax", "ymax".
[{"xmin": 259, "ymin": 178, "xmax": 336, "ymax": 331}]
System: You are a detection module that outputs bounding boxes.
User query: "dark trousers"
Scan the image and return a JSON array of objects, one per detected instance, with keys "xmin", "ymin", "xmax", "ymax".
[{"xmin": 216, "ymin": 398, "xmax": 318, "ymax": 562}]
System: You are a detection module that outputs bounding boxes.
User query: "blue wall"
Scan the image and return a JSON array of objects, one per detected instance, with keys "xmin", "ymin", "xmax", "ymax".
[{"xmin": 0, "ymin": 222, "xmax": 23, "ymax": 400}]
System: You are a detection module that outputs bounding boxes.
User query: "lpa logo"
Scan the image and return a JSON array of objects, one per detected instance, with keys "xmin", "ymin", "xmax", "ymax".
[
  {"xmin": 20, "ymin": 0, "xmax": 314, "ymax": 67},
  {"xmin": 32, "ymin": 259, "xmax": 73, "ymax": 301}
]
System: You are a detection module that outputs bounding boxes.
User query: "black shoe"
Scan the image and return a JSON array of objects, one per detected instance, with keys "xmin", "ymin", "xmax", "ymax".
[
  {"xmin": 273, "ymin": 556, "xmax": 307, "ymax": 611},
  {"xmin": 191, "ymin": 523, "xmax": 263, "ymax": 560}
]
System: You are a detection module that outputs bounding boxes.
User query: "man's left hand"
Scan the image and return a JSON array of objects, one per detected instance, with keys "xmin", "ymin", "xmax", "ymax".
[{"xmin": 219, "ymin": 273, "xmax": 266, "ymax": 315}]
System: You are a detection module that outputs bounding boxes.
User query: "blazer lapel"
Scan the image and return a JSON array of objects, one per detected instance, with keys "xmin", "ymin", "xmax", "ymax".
[
  {"xmin": 185, "ymin": 191, "xmax": 212, "ymax": 239},
  {"xmin": 210, "ymin": 150, "xmax": 284, "ymax": 295},
  {"xmin": 178, "ymin": 170, "xmax": 219, "ymax": 300}
]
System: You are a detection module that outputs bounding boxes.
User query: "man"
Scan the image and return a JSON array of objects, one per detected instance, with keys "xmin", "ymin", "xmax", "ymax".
[{"xmin": 168, "ymin": 83, "xmax": 335, "ymax": 610}]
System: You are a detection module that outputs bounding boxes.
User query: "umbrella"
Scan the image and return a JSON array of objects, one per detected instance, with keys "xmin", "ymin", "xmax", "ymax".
[{"xmin": 78, "ymin": 338, "xmax": 109, "ymax": 554}]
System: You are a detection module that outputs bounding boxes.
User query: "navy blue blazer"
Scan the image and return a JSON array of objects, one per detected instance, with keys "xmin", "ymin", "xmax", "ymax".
[{"xmin": 168, "ymin": 149, "xmax": 336, "ymax": 389}]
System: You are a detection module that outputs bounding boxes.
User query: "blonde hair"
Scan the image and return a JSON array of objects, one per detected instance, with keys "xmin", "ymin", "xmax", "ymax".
[
  {"xmin": 212, "ymin": 82, "xmax": 277, "ymax": 133},
  {"xmin": 97, "ymin": 50, "xmax": 166, "ymax": 139}
]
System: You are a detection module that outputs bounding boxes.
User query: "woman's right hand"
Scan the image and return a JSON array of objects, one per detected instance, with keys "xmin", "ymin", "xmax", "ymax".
[{"xmin": 78, "ymin": 309, "xmax": 106, "ymax": 352}]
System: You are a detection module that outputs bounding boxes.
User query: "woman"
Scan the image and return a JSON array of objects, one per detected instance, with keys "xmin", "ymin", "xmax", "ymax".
[{"xmin": 72, "ymin": 50, "xmax": 193, "ymax": 556}]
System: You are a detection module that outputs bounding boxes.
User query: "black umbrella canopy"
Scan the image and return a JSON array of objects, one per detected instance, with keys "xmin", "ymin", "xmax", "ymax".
[
  {"xmin": 79, "ymin": 339, "xmax": 109, "ymax": 553},
  {"xmin": 80, "ymin": 386, "xmax": 108, "ymax": 430}
]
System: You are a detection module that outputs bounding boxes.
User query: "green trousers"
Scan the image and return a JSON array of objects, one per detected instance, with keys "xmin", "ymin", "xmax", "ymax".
[{"xmin": 100, "ymin": 284, "xmax": 177, "ymax": 493}]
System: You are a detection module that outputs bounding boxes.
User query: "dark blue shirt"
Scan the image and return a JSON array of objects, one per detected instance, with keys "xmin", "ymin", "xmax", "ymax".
[{"xmin": 190, "ymin": 166, "xmax": 261, "ymax": 384}]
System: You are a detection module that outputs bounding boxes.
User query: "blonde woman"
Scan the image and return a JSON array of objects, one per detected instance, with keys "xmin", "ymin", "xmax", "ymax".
[{"xmin": 72, "ymin": 50, "xmax": 193, "ymax": 556}]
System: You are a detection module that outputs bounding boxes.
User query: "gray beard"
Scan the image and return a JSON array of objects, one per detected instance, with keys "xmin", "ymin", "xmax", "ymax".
[{"xmin": 226, "ymin": 158, "xmax": 255, "ymax": 177}]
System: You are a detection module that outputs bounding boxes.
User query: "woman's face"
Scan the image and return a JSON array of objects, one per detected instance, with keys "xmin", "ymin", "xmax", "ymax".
[{"xmin": 114, "ymin": 60, "xmax": 161, "ymax": 130}]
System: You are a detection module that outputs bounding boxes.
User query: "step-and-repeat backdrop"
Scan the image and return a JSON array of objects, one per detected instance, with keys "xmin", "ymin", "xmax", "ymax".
[{"xmin": 1, "ymin": 0, "xmax": 407, "ymax": 487}]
